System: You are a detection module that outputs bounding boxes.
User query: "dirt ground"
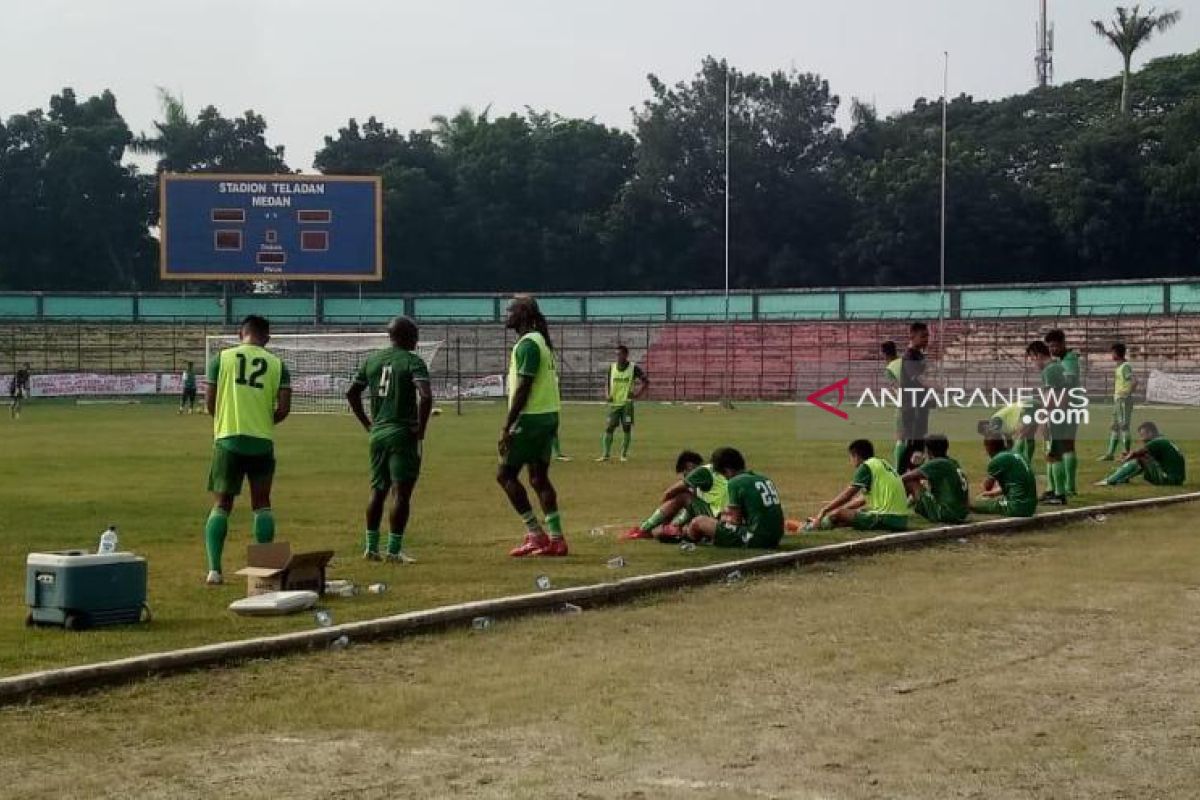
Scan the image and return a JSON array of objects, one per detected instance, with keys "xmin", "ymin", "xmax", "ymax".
[{"xmin": 2, "ymin": 505, "xmax": 1199, "ymax": 799}]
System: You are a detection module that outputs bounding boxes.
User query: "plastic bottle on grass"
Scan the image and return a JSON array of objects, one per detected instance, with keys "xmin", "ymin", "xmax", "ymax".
[
  {"xmin": 97, "ymin": 525, "xmax": 119, "ymax": 555},
  {"xmin": 535, "ymin": 575, "xmax": 552, "ymax": 591},
  {"xmin": 314, "ymin": 609, "xmax": 334, "ymax": 627},
  {"xmin": 471, "ymin": 616, "xmax": 494, "ymax": 630}
]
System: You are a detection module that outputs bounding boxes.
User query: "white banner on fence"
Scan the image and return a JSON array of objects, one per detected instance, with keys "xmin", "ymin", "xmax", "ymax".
[
  {"xmin": 0, "ymin": 373, "xmax": 162, "ymax": 397},
  {"xmin": 1146, "ymin": 370, "xmax": 1200, "ymax": 406},
  {"xmin": 436, "ymin": 374, "xmax": 505, "ymax": 400}
]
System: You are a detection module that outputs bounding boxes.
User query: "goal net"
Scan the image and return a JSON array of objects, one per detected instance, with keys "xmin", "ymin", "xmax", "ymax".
[{"xmin": 205, "ymin": 334, "xmax": 444, "ymax": 413}]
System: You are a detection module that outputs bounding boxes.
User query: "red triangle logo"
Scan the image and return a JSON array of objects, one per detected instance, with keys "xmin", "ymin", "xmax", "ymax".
[{"xmin": 807, "ymin": 378, "xmax": 850, "ymax": 419}]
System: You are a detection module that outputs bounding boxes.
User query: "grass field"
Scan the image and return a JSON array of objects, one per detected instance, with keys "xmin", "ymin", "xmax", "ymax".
[
  {"xmin": 0, "ymin": 400, "xmax": 1195, "ymax": 677},
  {"xmin": 2, "ymin": 505, "xmax": 1198, "ymax": 798}
]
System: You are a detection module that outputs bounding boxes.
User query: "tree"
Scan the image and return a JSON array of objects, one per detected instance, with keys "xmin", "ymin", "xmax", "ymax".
[
  {"xmin": 1092, "ymin": 5, "xmax": 1182, "ymax": 115},
  {"xmin": 132, "ymin": 89, "xmax": 289, "ymax": 173}
]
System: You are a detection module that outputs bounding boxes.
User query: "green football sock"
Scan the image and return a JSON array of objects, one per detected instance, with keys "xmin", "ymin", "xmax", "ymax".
[
  {"xmin": 621, "ymin": 430, "xmax": 632, "ymax": 458},
  {"xmin": 1121, "ymin": 432, "xmax": 1132, "ymax": 453},
  {"xmin": 892, "ymin": 441, "xmax": 906, "ymax": 469},
  {"xmin": 1107, "ymin": 461, "xmax": 1141, "ymax": 485},
  {"xmin": 364, "ymin": 529, "xmax": 380, "ymax": 554},
  {"xmin": 387, "ymin": 532, "xmax": 403, "ymax": 556},
  {"xmin": 205, "ymin": 508, "xmax": 229, "ymax": 573},
  {"xmin": 1063, "ymin": 452, "xmax": 1078, "ymax": 494},
  {"xmin": 1051, "ymin": 462, "xmax": 1066, "ymax": 496},
  {"xmin": 1019, "ymin": 439, "xmax": 1035, "ymax": 463},
  {"xmin": 1104, "ymin": 433, "xmax": 1119, "ymax": 458},
  {"xmin": 1045, "ymin": 463, "xmax": 1058, "ymax": 495},
  {"xmin": 817, "ymin": 515, "xmax": 834, "ymax": 531},
  {"xmin": 545, "ymin": 511, "xmax": 563, "ymax": 539},
  {"xmin": 641, "ymin": 508, "xmax": 668, "ymax": 532},
  {"xmin": 551, "ymin": 436, "xmax": 563, "ymax": 458},
  {"xmin": 671, "ymin": 508, "xmax": 691, "ymax": 526},
  {"xmin": 252, "ymin": 508, "xmax": 275, "ymax": 544},
  {"xmin": 601, "ymin": 432, "xmax": 613, "ymax": 458},
  {"xmin": 520, "ymin": 510, "xmax": 542, "ymax": 534}
]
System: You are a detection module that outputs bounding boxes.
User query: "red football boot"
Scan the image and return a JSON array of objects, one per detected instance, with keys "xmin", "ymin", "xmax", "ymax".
[
  {"xmin": 535, "ymin": 537, "xmax": 569, "ymax": 556},
  {"xmin": 620, "ymin": 526, "xmax": 654, "ymax": 540},
  {"xmin": 509, "ymin": 532, "xmax": 550, "ymax": 558}
]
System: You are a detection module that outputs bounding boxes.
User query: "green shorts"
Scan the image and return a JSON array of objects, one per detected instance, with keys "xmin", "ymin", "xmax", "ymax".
[
  {"xmin": 714, "ymin": 520, "xmax": 783, "ymax": 549},
  {"xmin": 501, "ymin": 412, "xmax": 559, "ymax": 469},
  {"xmin": 850, "ymin": 512, "xmax": 908, "ymax": 532},
  {"xmin": 369, "ymin": 432, "xmax": 422, "ymax": 490},
  {"xmin": 1141, "ymin": 457, "xmax": 1184, "ymax": 486},
  {"xmin": 970, "ymin": 496, "xmax": 1036, "ymax": 518},
  {"xmin": 606, "ymin": 402, "xmax": 634, "ymax": 429},
  {"xmin": 208, "ymin": 442, "xmax": 275, "ymax": 496},
  {"xmin": 913, "ymin": 494, "xmax": 968, "ymax": 525},
  {"xmin": 1112, "ymin": 398, "xmax": 1134, "ymax": 431}
]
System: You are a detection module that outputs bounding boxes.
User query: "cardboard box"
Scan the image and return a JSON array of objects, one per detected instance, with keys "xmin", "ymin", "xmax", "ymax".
[{"xmin": 236, "ymin": 542, "xmax": 334, "ymax": 597}]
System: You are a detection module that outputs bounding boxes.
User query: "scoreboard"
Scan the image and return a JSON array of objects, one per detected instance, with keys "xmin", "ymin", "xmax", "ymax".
[{"xmin": 159, "ymin": 173, "xmax": 382, "ymax": 281}]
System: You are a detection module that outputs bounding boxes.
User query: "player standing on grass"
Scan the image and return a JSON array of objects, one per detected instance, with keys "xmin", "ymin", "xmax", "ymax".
[
  {"xmin": 347, "ymin": 316, "xmax": 433, "ymax": 564},
  {"xmin": 881, "ymin": 341, "xmax": 905, "ymax": 468},
  {"xmin": 597, "ymin": 345, "xmax": 648, "ymax": 462},
  {"xmin": 179, "ymin": 361, "xmax": 198, "ymax": 415},
  {"xmin": 1044, "ymin": 330, "xmax": 1081, "ymax": 494},
  {"xmin": 899, "ymin": 322, "xmax": 932, "ymax": 472},
  {"xmin": 499, "ymin": 295, "xmax": 568, "ymax": 557},
  {"xmin": 1096, "ymin": 421, "xmax": 1186, "ymax": 487},
  {"xmin": 203, "ymin": 315, "xmax": 291, "ymax": 585},
  {"xmin": 1027, "ymin": 341, "xmax": 1070, "ymax": 505},
  {"xmin": 9, "ymin": 363, "xmax": 30, "ymax": 420},
  {"xmin": 1100, "ymin": 343, "xmax": 1137, "ymax": 461},
  {"xmin": 685, "ymin": 447, "xmax": 785, "ymax": 549}
]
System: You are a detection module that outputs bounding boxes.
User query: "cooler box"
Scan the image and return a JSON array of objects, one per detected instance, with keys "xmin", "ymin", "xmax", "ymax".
[{"xmin": 25, "ymin": 550, "xmax": 148, "ymax": 630}]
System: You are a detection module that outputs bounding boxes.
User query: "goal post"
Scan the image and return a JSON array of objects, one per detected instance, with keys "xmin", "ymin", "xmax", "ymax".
[{"xmin": 204, "ymin": 334, "xmax": 444, "ymax": 413}]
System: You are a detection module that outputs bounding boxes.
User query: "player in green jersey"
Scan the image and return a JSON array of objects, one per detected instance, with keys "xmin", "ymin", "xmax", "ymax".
[
  {"xmin": 1096, "ymin": 421, "xmax": 1186, "ymax": 487},
  {"xmin": 1100, "ymin": 343, "xmax": 1137, "ymax": 461},
  {"xmin": 807, "ymin": 439, "xmax": 909, "ymax": 532},
  {"xmin": 1044, "ymin": 329, "xmax": 1081, "ymax": 495},
  {"xmin": 881, "ymin": 340, "xmax": 905, "ymax": 468},
  {"xmin": 978, "ymin": 401, "xmax": 1038, "ymax": 462},
  {"xmin": 203, "ymin": 315, "xmax": 292, "ymax": 585},
  {"xmin": 9, "ymin": 363, "xmax": 30, "ymax": 420},
  {"xmin": 597, "ymin": 345, "xmax": 648, "ymax": 462},
  {"xmin": 901, "ymin": 434, "xmax": 969, "ymax": 524},
  {"xmin": 346, "ymin": 316, "xmax": 433, "ymax": 564},
  {"xmin": 621, "ymin": 450, "xmax": 730, "ymax": 541},
  {"xmin": 499, "ymin": 296, "xmax": 569, "ymax": 557},
  {"xmin": 1026, "ymin": 340, "xmax": 1071, "ymax": 505},
  {"xmin": 970, "ymin": 434, "xmax": 1038, "ymax": 517},
  {"xmin": 685, "ymin": 447, "xmax": 785, "ymax": 549},
  {"xmin": 179, "ymin": 361, "xmax": 198, "ymax": 415}
]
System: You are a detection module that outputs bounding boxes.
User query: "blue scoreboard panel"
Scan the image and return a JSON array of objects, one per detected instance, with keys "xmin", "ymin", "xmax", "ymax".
[{"xmin": 159, "ymin": 173, "xmax": 382, "ymax": 281}]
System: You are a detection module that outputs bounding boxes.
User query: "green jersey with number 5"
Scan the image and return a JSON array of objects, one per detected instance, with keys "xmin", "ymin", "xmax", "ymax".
[
  {"xmin": 725, "ymin": 470, "xmax": 785, "ymax": 541},
  {"xmin": 208, "ymin": 344, "xmax": 290, "ymax": 446},
  {"xmin": 353, "ymin": 348, "xmax": 430, "ymax": 442}
]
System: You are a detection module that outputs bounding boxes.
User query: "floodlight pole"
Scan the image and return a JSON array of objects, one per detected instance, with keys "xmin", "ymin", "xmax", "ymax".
[
  {"xmin": 722, "ymin": 62, "xmax": 732, "ymax": 409},
  {"xmin": 939, "ymin": 51, "xmax": 949, "ymax": 350}
]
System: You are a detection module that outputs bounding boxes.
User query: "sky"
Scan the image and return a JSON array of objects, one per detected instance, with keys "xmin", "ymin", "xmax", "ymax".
[{"xmin": 2, "ymin": 0, "xmax": 1198, "ymax": 171}]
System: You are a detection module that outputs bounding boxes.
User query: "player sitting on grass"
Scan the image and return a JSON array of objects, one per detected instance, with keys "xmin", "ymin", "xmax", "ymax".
[
  {"xmin": 203, "ymin": 315, "xmax": 291, "ymax": 585},
  {"xmin": 807, "ymin": 439, "xmax": 909, "ymax": 532},
  {"xmin": 684, "ymin": 447, "xmax": 785, "ymax": 549},
  {"xmin": 970, "ymin": 434, "xmax": 1038, "ymax": 518},
  {"xmin": 346, "ymin": 316, "xmax": 433, "ymax": 564},
  {"xmin": 621, "ymin": 450, "xmax": 729, "ymax": 541},
  {"xmin": 901, "ymin": 433, "xmax": 969, "ymax": 524},
  {"xmin": 1095, "ymin": 421, "xmax": 1186, "ymax": 487}
]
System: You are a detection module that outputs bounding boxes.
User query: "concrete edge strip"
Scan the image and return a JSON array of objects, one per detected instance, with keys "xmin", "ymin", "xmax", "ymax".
[{"xmin": 3, "ymin": 491, "xmax": 1198, "ymax": 704}]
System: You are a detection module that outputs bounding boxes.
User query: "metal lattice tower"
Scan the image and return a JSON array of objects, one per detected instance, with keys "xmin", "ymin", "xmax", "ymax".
[{"xmin": 1035, "ymin": 0, "xmax": 1055, "ymax": 88}]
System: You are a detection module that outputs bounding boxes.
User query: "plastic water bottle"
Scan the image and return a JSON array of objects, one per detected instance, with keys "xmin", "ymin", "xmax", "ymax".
[
  {"xmin": 535, "ymin": 575, "xmax": 552, "ymax": 591},
  {"xmin": 606, "ymin": 556, "xmax": 627, "ymax": 569},
  {"xmin": 314, "ymin": 609, "xmax": 334, "ymax": 627},
  {"xmin": 725, "ymin": 570, "xmax": 743, "ymax": 584},
  {"xmin": 97, "ymin": 525, "xmax": 119, "ymax": 555},
  {"xmin": 329, "ymin": 635, "xmax": 350, "ymax": 651},
  {"xmin": 589, "ymin": 527, "xmax": 605, "ymax": 537},
  {"xmin": 679, "ymin": 542, "xmax": 697, "ymax": 553},
  {"xmin": 367, "ymin": 583, "xmax": 388, "ymax": 594},
  {"xmin": 559, "ymin": 603, "xmax": 582, "ymax": 615},
  {"xmin": 471, "ymin": 616, "xmax": 494, "ymax": 630}
]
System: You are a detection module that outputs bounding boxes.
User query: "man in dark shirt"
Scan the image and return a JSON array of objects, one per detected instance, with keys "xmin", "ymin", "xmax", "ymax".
[{"xmin": 899, "ymin": 322, "xmax": 931, "ymax": 472}]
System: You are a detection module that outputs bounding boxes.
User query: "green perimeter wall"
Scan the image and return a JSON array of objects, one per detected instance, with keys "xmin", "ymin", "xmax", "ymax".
[{"xmin": 0, "ymin": 282, "xmax": 1194, "ymax": 324}]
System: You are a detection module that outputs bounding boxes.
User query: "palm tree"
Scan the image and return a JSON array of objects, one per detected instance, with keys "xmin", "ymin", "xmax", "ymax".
[
  {"xmin": 131, "ymin": 88, "xmax": 196, "ymax": 172},
  {"xmin": 1092, "ymin": 5, "xmax": 1182, "ymax": 115}
]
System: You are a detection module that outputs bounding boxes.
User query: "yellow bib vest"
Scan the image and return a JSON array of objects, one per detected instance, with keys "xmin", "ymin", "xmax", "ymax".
[
  {"xmin": 213, "ymin": 344, "xmax": 285, "ymax": 442},
  {"xmin": 508, "ymin": 331, "xmax": 561, "ymax": 415},
  {"xmin": 609, "ymin": 362, "xmax": 636, "ymax": 406},
  {"xmin": 1114, "ymin": 362, "xmax": 1133, "ymax": 399},
  {"xmin": 864, "ymin": 457, "xmax": 909, "ymax": 516}
]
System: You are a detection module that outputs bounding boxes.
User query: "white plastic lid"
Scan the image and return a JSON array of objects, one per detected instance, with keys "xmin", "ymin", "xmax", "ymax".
[{"xmin": 27, "ymin": 551, "xmax": 141, "ymax": 567}]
